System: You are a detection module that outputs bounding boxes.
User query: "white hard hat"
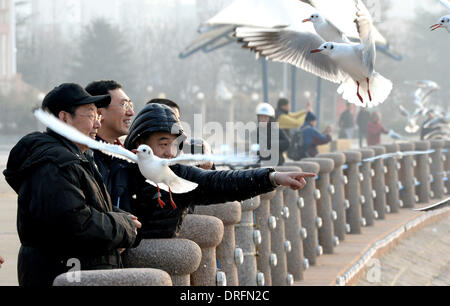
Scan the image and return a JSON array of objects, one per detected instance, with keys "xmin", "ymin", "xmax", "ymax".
[{"xmin": 256, "ymin": 103, "xmax": 275, "ymax": 117}]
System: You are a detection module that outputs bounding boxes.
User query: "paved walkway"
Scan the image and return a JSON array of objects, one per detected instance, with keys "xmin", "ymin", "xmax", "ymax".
[{"xmin": 356, "ymin": 216, "xmax": 450, "ymax": 286}]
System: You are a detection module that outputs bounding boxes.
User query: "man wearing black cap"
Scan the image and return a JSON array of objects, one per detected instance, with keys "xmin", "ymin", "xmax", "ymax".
[{"xmin": 3, "ymin": 83, "xmax": 140, "ymax": 287}]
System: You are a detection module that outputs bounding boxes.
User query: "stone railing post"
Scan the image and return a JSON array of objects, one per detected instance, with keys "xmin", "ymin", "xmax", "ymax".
[
  {"xmin": 277, "ymin": 165, "xmax": 305, "ymax": 282},
  {"xmin": 414, "ymin": 141, "xmax": 431, "ymax": 203},
  {"xmin": 368, "ymin": 146, "xmax": 388, "ymax": 220},
  {"xmin": 318, "ymin": 153, "xmax": 347, "ymax": 242},
  {"xmin": 123, "ymin": 239, "xmax": 201, "ymax": 286},
  {"xmin": 343, "ymin": 151, "xmax": 363, "ymax": 234},
  {"xmin": 303, "ymin": 158, "xmax": 337, "ymax": 254},
  {"xmin": 382, "ymin": 143, "xmax": 401, "ymax": 213},
  {"xmin": 235, "ymin": 197, "xmax": 261, "ymax": 286},
  {"xmin": 53, "ymin": 268, "xmax": 173, "ymax": 286},
  {"xmin": 268, "ymin": 182, "xmax": 291, "ymax": 286},
  {"xmin": 286, "ymin": 161, "xmax": 321, "ymax": 265},
  {"xmin": 398, "ymin": 142, "xmax": 416, "ymax": 208},
  {"xmin": 430, "ymin": 140, "xmax": 445, "ymax": 199},
  {"xmin": 178, "ymin": 214, "xmax": 224, "ymax": 286},
  {"xmin": 445, "ymin": 140, "xmax": 450, "ymax": 195},
  {"xmin": 254, "ymin": 190, "xmax": 276, "ymax": 286},
  {"xmin": 358, "ymin": 148, "xmax": 376, "ymax": 226},
  {"xmin": 195, "ymin": 202, "xmax": 242, "ymax": 286}
]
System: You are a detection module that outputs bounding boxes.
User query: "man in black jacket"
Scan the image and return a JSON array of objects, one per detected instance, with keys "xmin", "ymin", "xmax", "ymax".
[
  {"xmin": 85, "ymin": 80, "xmax": 135, "ymax": 211},
  {"xmin": 122, "ymin": 103, "xmax": 315, "ymax": 239},
  {"xmin": 3, "ymin": 83, "xmax": 140, "ymax": 286}
]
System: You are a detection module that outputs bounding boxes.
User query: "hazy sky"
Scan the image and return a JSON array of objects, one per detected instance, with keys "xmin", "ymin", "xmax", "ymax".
[{"xmin": 387, "ymin": 0, "xmax": 445, "ymax": 19}]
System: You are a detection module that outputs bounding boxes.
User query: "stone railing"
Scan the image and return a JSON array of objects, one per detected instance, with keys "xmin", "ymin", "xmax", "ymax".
[{"xmin": 53, "ymin": 140, "xmax": 450, "ymax": 286}]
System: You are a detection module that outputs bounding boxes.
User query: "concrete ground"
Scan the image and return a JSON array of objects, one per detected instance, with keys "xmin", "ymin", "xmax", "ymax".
[
  {"xmin": 356, "ymin": 216, "xmax": 450, "ymax": 286},
  {"xmin": 0, "ymin": 148, "xmax": 20, "ymax": 286}
]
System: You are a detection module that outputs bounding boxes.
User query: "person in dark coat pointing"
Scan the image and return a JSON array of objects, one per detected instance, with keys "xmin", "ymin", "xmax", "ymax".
[{"xmin": 120, "ymin": 103, "xmax": 315, "ymax": 240}]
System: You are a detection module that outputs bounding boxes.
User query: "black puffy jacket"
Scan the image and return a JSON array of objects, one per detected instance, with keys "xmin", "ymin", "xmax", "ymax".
[
  {"xmin": 126, "ymin": 164, "xmax": 276, "ymax": 239},
  {"xmin": 3, "ymin": 130, "xmax": 137, "ymax": 286},
  {"xmin": 121, "ymin": 103, "xmax": 277, "ymax": 239}
]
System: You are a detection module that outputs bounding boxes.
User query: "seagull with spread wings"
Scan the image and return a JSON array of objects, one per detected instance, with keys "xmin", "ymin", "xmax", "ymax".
[
  {"xmin": 235, "ymin": 0, "xmax": 392, "ymax": 108},
  {"xmin": 34, "ymin": 109, "xmax": 258, "ymax": 209}
]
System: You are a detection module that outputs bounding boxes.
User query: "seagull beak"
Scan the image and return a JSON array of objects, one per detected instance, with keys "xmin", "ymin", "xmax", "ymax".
[
  {"xmin": 132, "ymin": 149, "xmax": 138, "ymax": 154},
  {"xmin": 303, "ymin": 18, "xmax": 311, "ymax": 23},
  {"xmin": 310, "ymin": 49, "xmax": 322, "ymax": 53},
  {"xmin": 430, "ymin": 24, "xmax": 442, "ymax": 31}
]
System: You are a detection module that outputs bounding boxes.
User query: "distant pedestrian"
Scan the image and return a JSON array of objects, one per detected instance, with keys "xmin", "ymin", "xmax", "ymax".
[
  {"xmin": 357, "ymin": 108, "xmax": 371, "ymax": 147},
  {"xmin": 367, "ymin": 111, "xmax": 388, "ymax": 146},
  {"xmin": 301, "ymin": 112, "xmax": 333, "ymax": 157},
  {"xmin": 338, "ymin": 103, "xmax": 355, "ymax": 139},
  {"xmin": 0, "ymin": 255, "xmax": 4, "ymax": 268},
  {"xmin": 275, "ymin": 98, "xmax": 308, "ymax": 137}
]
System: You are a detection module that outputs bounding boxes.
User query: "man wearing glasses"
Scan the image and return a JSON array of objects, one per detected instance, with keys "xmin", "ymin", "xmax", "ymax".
[
  {"xmin": 85, "ymin": 80, "xmax": 135, "ymax": 211},
  {"xmin": 3, "ymin": 83, "xmax": 140, "ymax": 286}
]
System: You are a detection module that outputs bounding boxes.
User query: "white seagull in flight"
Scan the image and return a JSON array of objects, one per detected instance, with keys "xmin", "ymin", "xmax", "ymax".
[
  {"xmin": 302, "ymin": 12, "xmax": 352, "ymax": 43},
  {"xmin": 34, "ymin": 109, "xmax": 258, "ymax": 209},
  {"xmin": 431, "ymin": 0, "xmax": 450, "ymax": 33},
  {"xmin": 235, "ymin": 0, "xmax": 392, "ymax": 108}
]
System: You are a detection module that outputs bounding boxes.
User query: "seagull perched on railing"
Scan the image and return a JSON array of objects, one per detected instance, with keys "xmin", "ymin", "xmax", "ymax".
[
  {"xmin": 34, "ymin": 109, "xmax": 258, "ymax": 209},
  {"xmin": 234, "ymin": 0, "xmax": 392, "ymax": 108},
  {"xmin": 430, "ymin": 0, "xmax": 450, "ymax": 33}
]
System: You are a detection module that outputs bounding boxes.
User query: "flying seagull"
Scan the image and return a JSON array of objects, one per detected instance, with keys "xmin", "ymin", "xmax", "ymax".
[
  {"xmin": 34, "ymin": 109, "xmax": 258, "ymax": 209},
  {"xmin": 235, "ymin": 0, "xmax": 392, "ymax": 108},
  {"xmin": 430, "ymin": 0, "xmax": 450, "ymax": 33},
  {"xmin": 302, "ymin": 12, "xmax": 352, "ymax": 43}
]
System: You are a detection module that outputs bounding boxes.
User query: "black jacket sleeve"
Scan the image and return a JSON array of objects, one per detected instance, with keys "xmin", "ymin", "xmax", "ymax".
[
  {"xmin": 171, "ymin": 165, "xmax": 276, "ymax": 207},
  {"xmin": 30, "ymin": 163, "xmax": 136, "ymax": 254}
]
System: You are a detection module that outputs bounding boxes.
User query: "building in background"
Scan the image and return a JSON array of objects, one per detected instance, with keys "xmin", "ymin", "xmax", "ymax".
[{"xmin": 0, "ymin": 0, "xmax": 17, "ymax": 94}]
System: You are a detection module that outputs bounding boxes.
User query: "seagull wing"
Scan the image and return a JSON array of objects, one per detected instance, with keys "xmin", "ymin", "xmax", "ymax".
[
  {"xmin": 235, "ymin": 26, "xmax": 346, "ymax": 84},
  {"xmin": 354, "ymin": 0, "xmax": 376, "ymax": 75},
  {"xmin": 324, "ymin": 19, "xmax": 352, "ymax": 43},
  {"xmin": 440, "ymin": 0, "xmax": 450, "ymax": 10},
  {"xmin": 161, "ymin": 153, "xmax": 259, "ymax": 167},
  {"xmin": 34, "ymin": 109, "xmax": 138, "ymax": 163}
]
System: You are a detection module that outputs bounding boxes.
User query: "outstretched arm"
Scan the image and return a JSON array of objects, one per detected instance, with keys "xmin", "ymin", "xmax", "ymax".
[{"xmin": 173, "ymin": 166, "xmax": 316, "ymax": 206}]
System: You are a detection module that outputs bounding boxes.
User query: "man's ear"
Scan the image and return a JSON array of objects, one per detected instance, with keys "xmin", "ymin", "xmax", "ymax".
[{"xmin": 58, "ymin": 111, "xmax": 69, "ymax": 123}]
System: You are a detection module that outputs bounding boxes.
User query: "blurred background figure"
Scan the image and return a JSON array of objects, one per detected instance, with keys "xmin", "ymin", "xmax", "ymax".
[
  {"xmin": 357, "ymin": 108, "xmax": 371, "ymax": 147},
  {"xmin": 0, "ymin": 255, "xmax": 4, "ymax": 268},
  {"xmin": 301, "ymin": 112, "xmax": 333, "ymax": 158},
  {"xmin": 338, "ymin": 103, "xmax": 355, "ymax": 139},
  {"xmin": 256, "ymin": 102, "xmax": 290, "ymax": 166},
  {"xmin": 275, "ymin": 98, "xmax": 308, "ymax": 137},
  {"xmin": 367, "ymin": 111, "xmax": 388, "ymax": 146},
  {"xmin": 420, "ymin": 109, "xmax": 438, "ymax": 140}
]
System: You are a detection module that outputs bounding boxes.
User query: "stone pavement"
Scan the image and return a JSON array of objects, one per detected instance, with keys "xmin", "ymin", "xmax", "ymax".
[
  {"xmin": 0, "ymin": 149, "xmax": 20, "ymax": 286},
  {"xmin": 356, "ymin": 216, "xmax": 450, "ymax": 286}
]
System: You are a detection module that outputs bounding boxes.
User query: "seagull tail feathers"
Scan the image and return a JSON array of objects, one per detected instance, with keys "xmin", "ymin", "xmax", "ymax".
[
  {"xmin": 168, "ymin": 177, "xmax": 198, "ymax": 194},
  {"xmin": 337, "ymin": 72, "xmax": 392, "ymax": 108}
]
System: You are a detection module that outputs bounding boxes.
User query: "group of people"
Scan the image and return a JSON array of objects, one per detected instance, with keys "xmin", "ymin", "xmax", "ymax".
[
  {"xmin": 338, "ymin": 103, "xmax": 388, "ymax": 148},
  {"xmin": 256, "ymin": 98, "xmax": 334, "ymax": 165},
  {"xmin": 2, "ymin": 81, "xmax": 316, "ymax": 287}
]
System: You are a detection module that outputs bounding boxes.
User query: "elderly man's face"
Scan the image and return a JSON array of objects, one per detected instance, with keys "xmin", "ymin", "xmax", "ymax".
[{"xmin": 60, "ymin": 104, "xmax": 101, "ymax": 152}]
